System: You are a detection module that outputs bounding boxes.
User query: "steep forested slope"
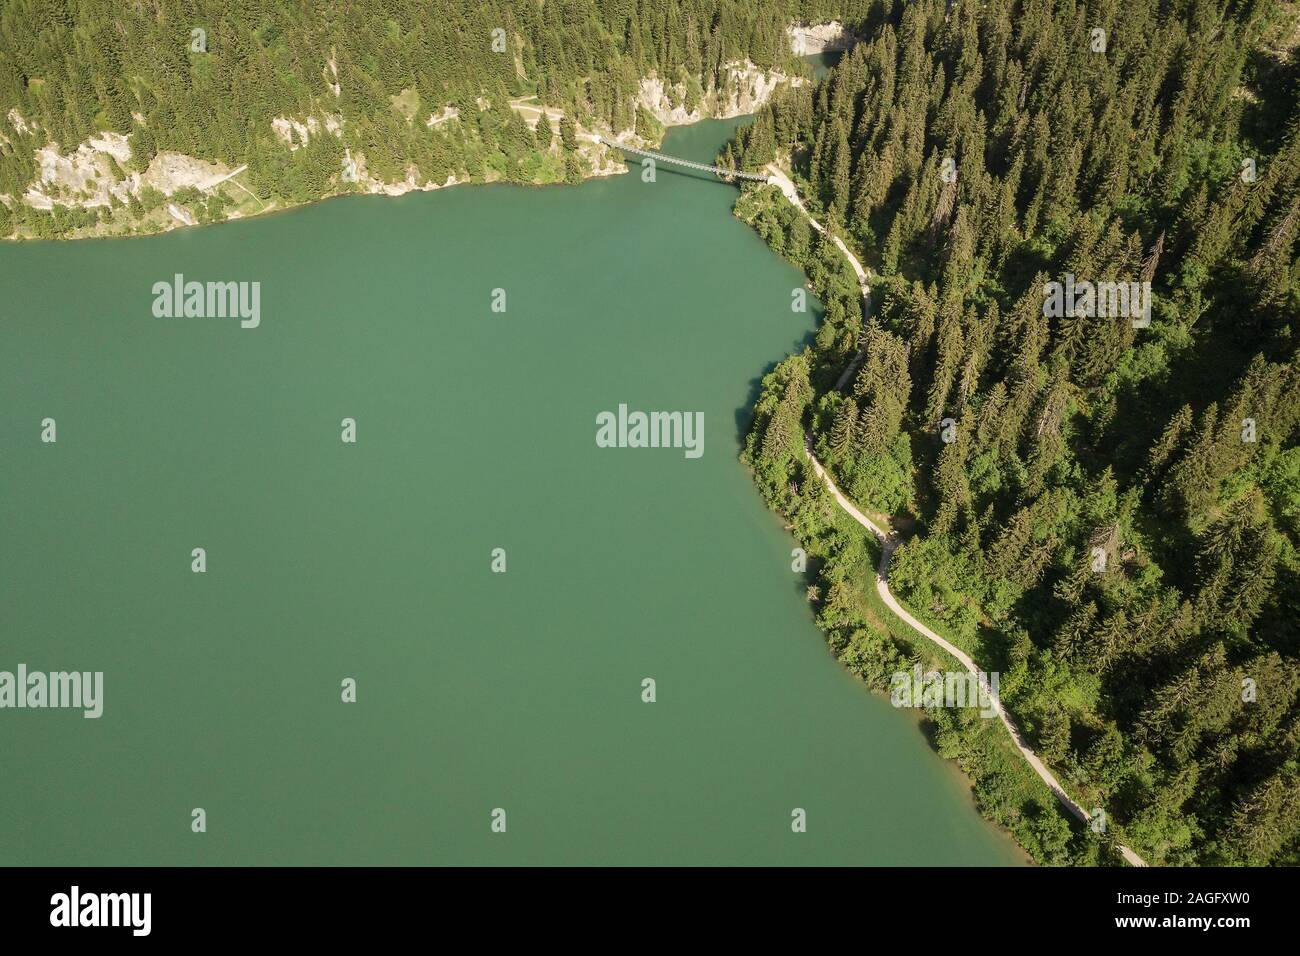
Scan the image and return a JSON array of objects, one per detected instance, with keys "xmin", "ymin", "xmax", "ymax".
[
  {"xmin": 0, "ymin": 0, "xmax": 869, "ymax": 237},
  {"xmin": 735, "ymin": 0, "xmax": 1300, "ymax": 864}
]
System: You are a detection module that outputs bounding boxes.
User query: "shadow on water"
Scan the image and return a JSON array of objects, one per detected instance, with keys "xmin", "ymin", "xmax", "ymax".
[
  {"xmin": 731, "ymin": 322, "xmax": 819, "ymax": 446},
  {"xmin": 806, "ymin": 50, "xmax": 845, "ymax": 82},
  {"xmin": 734, "ymin": 372, "xmax": 769, "ymax": 446}
]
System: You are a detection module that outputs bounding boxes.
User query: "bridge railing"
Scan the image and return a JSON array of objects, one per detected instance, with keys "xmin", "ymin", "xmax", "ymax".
[{"xmin": 593, "ymin": 136, "xmax": 770, "ymax": 183}]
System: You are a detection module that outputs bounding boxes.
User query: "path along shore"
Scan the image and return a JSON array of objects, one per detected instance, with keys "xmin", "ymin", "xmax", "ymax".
[{"xmin": 760, "ymin": 165, "xmax": 1149, "ymax": 868}]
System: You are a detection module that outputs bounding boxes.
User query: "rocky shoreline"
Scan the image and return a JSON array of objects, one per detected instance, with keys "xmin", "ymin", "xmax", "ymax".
[{"xmin": 1, "ymin": 23, "xmax": 854, "ymax": 241}]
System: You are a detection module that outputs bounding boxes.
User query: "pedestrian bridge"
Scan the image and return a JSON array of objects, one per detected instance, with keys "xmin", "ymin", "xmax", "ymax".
[{"xmin": 592, "ymin": 135, "xmax": 771, "ymax": 183}]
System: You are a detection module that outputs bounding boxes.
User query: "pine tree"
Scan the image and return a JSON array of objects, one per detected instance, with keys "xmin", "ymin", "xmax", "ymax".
[{"xmin": 830, "ymin": 399, "xmax": 858, "ymax": 458}]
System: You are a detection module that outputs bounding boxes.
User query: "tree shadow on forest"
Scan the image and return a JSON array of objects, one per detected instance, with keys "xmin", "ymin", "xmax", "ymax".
[
  {"xmin": 1083, "ymin": 273, "xmax": 1266, "ymax": 590},
  {"xmin": 1000, "ymin": 242, "xmax": 1054, "ymax": 301},
  {"xmin": 1241, "ymin": 45, "xmax": 1300, "ymax": 155},
  {"xmin": 973, "ymin": 622, "xmax": 1016, "ymax": 678}
]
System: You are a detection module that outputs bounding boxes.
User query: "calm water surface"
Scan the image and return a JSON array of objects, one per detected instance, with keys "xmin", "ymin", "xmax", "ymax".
[{"xmin": 0, "ymin": 118, "xmax": 1024, "ymax": 864}]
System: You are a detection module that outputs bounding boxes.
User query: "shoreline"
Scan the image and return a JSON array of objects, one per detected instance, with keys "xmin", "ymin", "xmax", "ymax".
[
  {"xmin": 0, "ymin": 14, "xmax": 865, "ymax": 245},
  {"xmin": 736, "ymin": 162, "xmax": 1150, "ymax": 867},
  {"xmin": 1, "ymin": 118, "xmax": 730, "ymax": 246},
  {"xmin": 0, "ymin": 114, "xmax": 758, "ymax": 247},
  {"xmin": 1, "ymin": 58, "xmax": 813, "ymax": 246}
]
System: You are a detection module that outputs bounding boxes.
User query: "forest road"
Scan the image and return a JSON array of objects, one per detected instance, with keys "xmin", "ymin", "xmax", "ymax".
[{"xmin": 764, "ymin": 161, "xmax": 1149, "ymax": 866}]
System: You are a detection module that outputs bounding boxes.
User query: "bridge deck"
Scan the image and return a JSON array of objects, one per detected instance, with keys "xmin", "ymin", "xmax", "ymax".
[{"xmin": 594, "ymin": 136, "xmax": 770, "ymax": 183}]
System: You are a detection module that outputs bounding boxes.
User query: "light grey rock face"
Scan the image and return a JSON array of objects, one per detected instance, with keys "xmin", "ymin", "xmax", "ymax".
[
  {"xmin": 787, "ymin": 21, "xmax": 857, "ymax": 55},
  {"xmin": 635, "ymin": 61, "xmax": 804, "ymax": 129}
]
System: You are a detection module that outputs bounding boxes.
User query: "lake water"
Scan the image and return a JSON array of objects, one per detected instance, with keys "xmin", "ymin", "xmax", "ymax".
[{"xmin": 0, "ymin": 117, "xmax": 1023, "ymax": 864}]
